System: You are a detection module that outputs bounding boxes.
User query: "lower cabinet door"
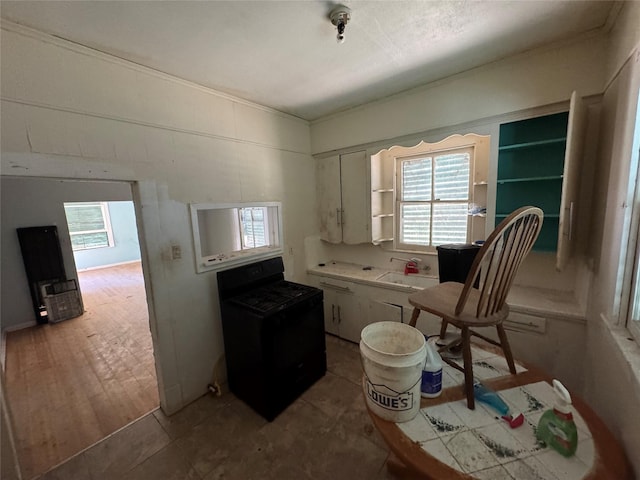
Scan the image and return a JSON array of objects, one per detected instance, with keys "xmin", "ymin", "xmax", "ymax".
[
  {"xmin": 368, "ymin": 300, "xmax": 403, "ymax": 325},
  {"xmin": 322, "ymin": 289, "xmax": 340, "ymax": 336},
  {"xmin": 334, "ymin": 291, "xmax": 363, "ymax": 343}
]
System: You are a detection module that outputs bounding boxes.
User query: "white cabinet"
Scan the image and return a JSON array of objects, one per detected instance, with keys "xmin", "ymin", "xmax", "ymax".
[
  {"xmin": 310, "ymin": 274, "xmax": 407, "ymax": 343},
  {"xmin": 368, "ymin": 300, "xmax": 403, "ymax": 324},
  {"xmin": 317, "ymin": 151, "xmax": 369, "ymax": 244},
  {"xmin": 557, "ymin": 92, "xmax": 586, "ymax": 271},
  {"xmin": 318, "ymin": 279, "xmax": 362, "ymax": 342}
]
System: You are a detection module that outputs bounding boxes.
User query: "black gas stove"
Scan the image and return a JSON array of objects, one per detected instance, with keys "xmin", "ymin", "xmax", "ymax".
[
  {"xmin": 228, "ymin": 280, "xmax": 319, "ymax": 314},
  {"xmin": 217, "ymin": 257, "xmax": 326, "ymax": 421}
]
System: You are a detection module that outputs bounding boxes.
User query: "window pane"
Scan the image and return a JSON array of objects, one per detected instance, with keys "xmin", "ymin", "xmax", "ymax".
[
  {"xmin": 240, "ymin": 207, "xmax": 267, "ymax": 248},
  {"xmin": 65, "ymin": 205, "xmax": 106, "ymax": 232},
  {"xmin": 402, "ymin": 158, "xmax": 431, "ymax": 201},
  {"xmin": 400, "ymin": 204, "xmax": 430, "ymax": 245},
  {"xmin": 434, "ymin": 153, "xmax": 470, "ymax": 201},
  {"xmin": 71, "ymin": 232, "xmax": 109, "ymax": 250},
  {"xmin": 432, "ymin": 203, "xmax": 468, "ymax": 245}
]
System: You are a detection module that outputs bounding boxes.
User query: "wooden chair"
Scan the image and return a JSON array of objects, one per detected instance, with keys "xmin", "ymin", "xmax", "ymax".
[{"xmin": 408, "ymin": 206, "xmax": 544, "ymax": 409}]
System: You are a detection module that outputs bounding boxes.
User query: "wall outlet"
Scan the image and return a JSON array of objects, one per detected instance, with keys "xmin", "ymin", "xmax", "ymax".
[{"xmin": 171, "ymin": 245, "xmax": 182, "ymax": 260}]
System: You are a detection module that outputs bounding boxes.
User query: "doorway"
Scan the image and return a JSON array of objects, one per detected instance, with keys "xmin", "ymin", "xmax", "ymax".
[{"xmin": 2, "ymin": 178, "xmax": 159, "ymax": 479}]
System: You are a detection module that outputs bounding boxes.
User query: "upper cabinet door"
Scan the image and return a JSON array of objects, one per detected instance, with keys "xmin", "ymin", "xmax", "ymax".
[
  {"xmin": 317, "ymin": 154, "xmax": 342, "ymax": 244},
  {"xmin": 557, "ymin": 91, "xmax": 586, "ymax": 271},
  {"xmin": 340, "ymin": 150, "xmax": 369, "ymax": 245}
]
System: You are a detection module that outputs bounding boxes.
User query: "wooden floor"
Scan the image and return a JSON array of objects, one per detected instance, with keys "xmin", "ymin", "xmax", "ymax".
[{"xmin": 4, "ymin": 262, "xmax": 158, "ymax": 480}]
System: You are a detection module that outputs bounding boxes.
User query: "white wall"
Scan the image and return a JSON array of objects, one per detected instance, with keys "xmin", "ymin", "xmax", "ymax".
[
  {"xmin": 310, "ymin": 34, "xmax": 607, "ymax": 155},
  {"xmin": 0, "ymin": 21, "xmax": 315, "ymax": 414},
  {"xmin": 308, "ymin": 32, "xmax": 611, "ymax": 294},
  {"xmin": 584, "ymin": 1, "xmax": 640, "ymax": 475}
]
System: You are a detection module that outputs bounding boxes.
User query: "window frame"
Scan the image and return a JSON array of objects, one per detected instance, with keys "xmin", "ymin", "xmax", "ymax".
[
  {"xmin": 394, "ymin": 145, "xmax": 474, "ymax": 253},
  {"xmin": 624, "ymin": 146, "xmax": 640, "ymax": 342},
  {"xmin": 619, "ymin": 85, "xmax": 640, "ymax": 341},
  {"xmin": 64, "ymin": 201, "xmax": 114, "ymax": 251},
  {"xmin": 626, "ymin": 234, "xmax": 640, "ymax": 341},
  {"xmin": 189, "ymin": 202, "xmax": 283, "ymax": 273}
]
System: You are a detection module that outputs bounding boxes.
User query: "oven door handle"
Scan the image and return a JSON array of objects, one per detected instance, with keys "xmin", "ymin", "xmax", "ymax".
[{"xmin": 319, "ymin": 282, "xmax": 352, "ymax": 293}]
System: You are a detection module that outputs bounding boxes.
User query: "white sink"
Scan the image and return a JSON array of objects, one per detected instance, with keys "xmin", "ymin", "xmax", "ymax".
[{"xmin": 376, "ymin": 272, "xmax": 437, "ymax": 289}]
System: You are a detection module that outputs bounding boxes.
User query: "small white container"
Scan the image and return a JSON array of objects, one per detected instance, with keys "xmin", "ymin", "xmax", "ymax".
[{"xmin": 420, "ymin": 339, "xmax": 443, "ymax": 398}]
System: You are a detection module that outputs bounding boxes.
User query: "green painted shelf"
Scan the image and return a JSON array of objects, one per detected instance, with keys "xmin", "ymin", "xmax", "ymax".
[
  {"xmin": 496, "ymin": 213, "xmax": 559, "ymax": 218},
  {"xmin": 497, "ymin": 175, "xmax": 563, "ymax": 184},
  {"xmin": 498, "ymin": 137, "xmax": 566, "ymax": 152},
  {"xmin": 496, "ymin": 111, "xmax": 569, "ymax": 252}
]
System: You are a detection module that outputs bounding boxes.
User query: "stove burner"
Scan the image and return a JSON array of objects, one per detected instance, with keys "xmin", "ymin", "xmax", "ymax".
[{"xmin": 230, "ymin": 281, "xmax": 316, "ymax": 313}]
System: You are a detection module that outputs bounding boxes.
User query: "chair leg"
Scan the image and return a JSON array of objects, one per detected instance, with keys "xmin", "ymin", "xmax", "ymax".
[
  {"xmin": 461, "ymin": 326, "xmax": 475, "ymax": 410},
  {"xmin": 439, "ymin": 319, "xmax": 448, "ymax": 340},
  {"xmin": 497, "ymin": 323, "xmax": 517, "ymax": 375},
  {"xmin": 409, "ymin": 308, "xmax": 421, "ymax": 327}
]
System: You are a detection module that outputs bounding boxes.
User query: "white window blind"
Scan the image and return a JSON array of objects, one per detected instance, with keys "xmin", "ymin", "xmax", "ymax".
[
  {"xmin": 397, "ymin": 150, "xmax": 471, "ymax": 250},
  {"xmin": 64, "ymin": 202, "xmax": 114, "ymax": 251},
  {"xmin": 239, "ymin": 207, "xmax": 269, "ymax": 249}
]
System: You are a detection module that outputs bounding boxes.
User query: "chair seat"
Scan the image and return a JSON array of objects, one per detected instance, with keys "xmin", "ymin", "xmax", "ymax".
[{"xmin": 408, "ymin": 282, "xmax": 509, "ymax": 328}]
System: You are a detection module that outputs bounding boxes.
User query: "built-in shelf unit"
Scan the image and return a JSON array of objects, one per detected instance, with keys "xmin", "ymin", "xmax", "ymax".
[
  {"xmin": 496, "ymin": 111, "xmax": 569, "ymax": 252},
  {"xmin": 370, "ymin": 134, "xmax": 490, "ymax": 247}
]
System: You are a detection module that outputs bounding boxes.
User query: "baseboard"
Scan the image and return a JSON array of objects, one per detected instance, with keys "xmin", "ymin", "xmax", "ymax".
[
  {"xmin": 3, "ymin": 320, "xmax": 38, "ymax": 333},
  {"xmin": 77, "ymin": 259, "xmax": 141, "ymax": 272}
]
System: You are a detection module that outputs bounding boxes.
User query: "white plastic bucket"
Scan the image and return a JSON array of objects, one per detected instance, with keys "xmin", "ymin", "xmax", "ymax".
[{"xmin": 360, "ymin": 321, "xmax": 427, "ymax": 423}]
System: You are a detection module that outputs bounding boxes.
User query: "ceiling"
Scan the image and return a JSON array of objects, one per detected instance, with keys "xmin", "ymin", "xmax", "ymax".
[{"xmin": 0, "ymin": 1, "xmax": 618, "ymax": 121}]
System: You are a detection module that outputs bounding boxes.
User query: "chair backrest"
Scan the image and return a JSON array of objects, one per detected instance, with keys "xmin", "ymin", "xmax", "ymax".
[{"xmin": 455, "ymin": 206, "xmax": 544, "ymax": 318}]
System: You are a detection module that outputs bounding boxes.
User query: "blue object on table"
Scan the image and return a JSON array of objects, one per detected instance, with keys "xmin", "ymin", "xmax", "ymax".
[{"xmin": 473, "ymin": 381, "xmax": 509, "ymax": 416}]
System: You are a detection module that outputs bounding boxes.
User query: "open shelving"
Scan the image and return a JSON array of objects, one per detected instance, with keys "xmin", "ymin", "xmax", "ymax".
[
  {"xmin": 496, "ymin": 111, "xmax": 569, "ymax": 252},
  {"xmin": 370, "ymin": 152, "xmax": 395, "ymax": 245}
]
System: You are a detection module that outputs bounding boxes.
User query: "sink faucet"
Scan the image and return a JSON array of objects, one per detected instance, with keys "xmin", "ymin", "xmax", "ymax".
[{"xmin": 390, "ymin": 256, "xmax": 421, "ymax": 275}]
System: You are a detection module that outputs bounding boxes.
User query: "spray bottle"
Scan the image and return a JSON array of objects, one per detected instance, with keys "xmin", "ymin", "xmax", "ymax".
[
  {"xmin": 536, "ymin": 379, "xmax": 578, "ymax": 457},
  {"xmin": 421, "ymin": 338, "xmax": 442, "ymax": 398},
  {"xmin": 474, "ymin": 381, "xmax": 524, "ymax": 428}
]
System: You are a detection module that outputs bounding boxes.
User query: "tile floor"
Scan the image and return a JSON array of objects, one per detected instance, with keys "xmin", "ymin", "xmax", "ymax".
[{"xmin": 38, "ymin": 335, "xmax": 398, "ymax": 480}]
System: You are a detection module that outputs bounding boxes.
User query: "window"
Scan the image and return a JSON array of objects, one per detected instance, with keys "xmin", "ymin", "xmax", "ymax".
[
  {"xmin": 396, "ymin": 147, "xmax": 472, "ymax": 251},
  {"xmin": 623, "ymin": 89, "xmax": 640, "ymax": 341},
  {"xmin": 64, "ymin": 202, "xmax": 114, "ymax": 251},
  {"xmin": 628, "ymin": 243, "xmax": 640, "ymax": 340},
  {"xmin": 626, "ymin": 148, "xmax": 640, "ymax": 341},
  {"xmin": 190, "ymin": 202, "xmax": 283, "ymax": 273},
  {"xmin": 239, "ymin": 207, "xmax": 269, "ymax": 249}
]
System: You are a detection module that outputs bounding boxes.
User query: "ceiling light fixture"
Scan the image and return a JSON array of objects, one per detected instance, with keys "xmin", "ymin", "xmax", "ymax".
[{"xmin": 330, "ymin": 5, "xmax": 351, "ymax": 44}]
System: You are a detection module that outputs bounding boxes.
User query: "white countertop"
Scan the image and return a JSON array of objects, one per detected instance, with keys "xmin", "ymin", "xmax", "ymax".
[
  {"xmin": 307, "ymin": 261, "xmax": 585, "ymax": 322},
  {"xmin": 308, "ymin": 261, "xmax": 436, "ymax": 293}
]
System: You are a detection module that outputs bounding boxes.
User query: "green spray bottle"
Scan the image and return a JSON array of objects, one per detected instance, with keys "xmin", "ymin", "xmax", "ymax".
[{"xmin": 536, "ymin": 379, "xmax": 578, "ymax": 457}]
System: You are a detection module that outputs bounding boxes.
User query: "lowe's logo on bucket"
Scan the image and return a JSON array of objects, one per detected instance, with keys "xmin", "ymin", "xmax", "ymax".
[{"xmin": 365, "ymin": 377, "xmax": 413, "ymax": 411}]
